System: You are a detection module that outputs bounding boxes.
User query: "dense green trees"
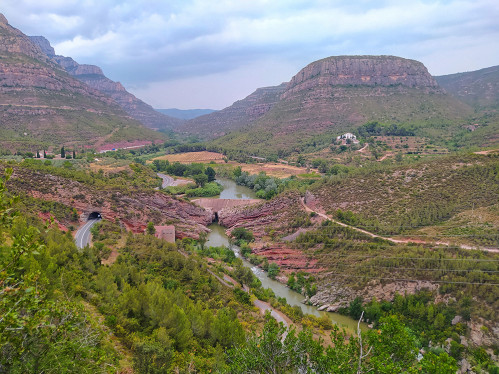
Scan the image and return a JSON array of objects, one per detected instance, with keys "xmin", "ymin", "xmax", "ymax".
[{"xmin": 226, "ymin": 314, "xmax": 457, "ymax": 373}]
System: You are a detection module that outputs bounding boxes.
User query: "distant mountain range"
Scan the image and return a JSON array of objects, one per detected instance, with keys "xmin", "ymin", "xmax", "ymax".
[
  {"xmin": 179, "ymin": 55, "xmax": 479, "ymax": 157},
  {"xmin": 155, "ymin": 108, "xmax": 216, "ymax": 120},
  {"xmin": 2, "ymin": 11, "xmax": 498, "ymax": 155},
  {"xmin": 28, "ymin": 36, "xmax": 181, "ymax": 131},
  {"xmin": 0, "ymin": 14, "xmax": 164, "ymax": 152}
]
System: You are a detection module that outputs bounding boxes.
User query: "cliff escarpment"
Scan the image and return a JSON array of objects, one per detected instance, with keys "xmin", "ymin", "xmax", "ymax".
[
  {"xmin": 209, "ymin": 55, "xmax": 472, "ymax": 157},
  {"xmin": 29, "ymin": 36, "xmax": 182, "ymax": 131},
  {"xmin": 0, "ymin": 14, "xmax": 162, "ymax": 151},
  {"xmin": 281, "ymin": 55, "xmax": 440, "ymax": 100}
]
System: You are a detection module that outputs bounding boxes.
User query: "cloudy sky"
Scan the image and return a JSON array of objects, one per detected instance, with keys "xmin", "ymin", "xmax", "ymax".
[{"xmin": 3, "ymin": 0, "xmax": 499, "ymax": 109}]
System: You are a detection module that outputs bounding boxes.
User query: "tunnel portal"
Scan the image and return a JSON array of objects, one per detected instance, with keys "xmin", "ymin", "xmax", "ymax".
[{"xmin": 88, "ymin": 212, "xmax": 102, "ymax": 220}]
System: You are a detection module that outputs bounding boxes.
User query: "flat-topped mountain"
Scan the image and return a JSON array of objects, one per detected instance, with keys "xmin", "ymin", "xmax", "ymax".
[
  {"xmin": 282, "ymin": 55, "xmax": 440, "ymax": 100},
  {"xmin": 0, "ymin": 14, "xmax": 163, "ymax": 152},
  {"xmin": 29, "ymin": 36, "xmax": 182, "ymax": 131},
  {"xmin": 206, "ymin": 55, "xmax": 472, "ymax": 157},
  {"xmin": 177, "ymin": 83, "xmax": 286, "ymax": 139}
]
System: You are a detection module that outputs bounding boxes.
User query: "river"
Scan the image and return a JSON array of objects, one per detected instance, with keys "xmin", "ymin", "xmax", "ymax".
[{"xmin": 207, "ymin": 178, "xmax": 364, "ymax": 332}]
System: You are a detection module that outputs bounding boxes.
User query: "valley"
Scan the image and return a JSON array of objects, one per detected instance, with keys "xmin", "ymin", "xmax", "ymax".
[{"xmin": 1, "ymin": 10, "xmax": 498, "ymax": 374}]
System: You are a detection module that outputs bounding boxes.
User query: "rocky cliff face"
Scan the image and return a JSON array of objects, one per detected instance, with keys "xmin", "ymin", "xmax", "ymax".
[
  {"xmin": 281, "ymin": 55, "xmax": 440, "ymax": 100},
  {"xmin": 30, "ymin": 36, "xmax": 182, "ymax": 131},
  {"xmin": 0, "ymin": 14, "xmax": 162, "ymax": 151},
  {"xmin": 209, "ymin": 55, "xmax": 472, "ymax": 156},
  {"xmin": 177, "ymin": 83, "xmax": 287, "ymax": 138},
  {"xmin": 6, "ymin": 165, "xmax": 211, "ymax": 237}
]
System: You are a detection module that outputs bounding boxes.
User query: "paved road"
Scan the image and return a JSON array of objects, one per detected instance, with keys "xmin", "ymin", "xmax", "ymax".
[
  {"xmin": 157, "ymin": 173, "xmax": 175, "ymax": 188},
  {"xmin": 157, "ymin": 173, "xmax": 191, "ymax": 188},
  {"xmin": 75, "ymin": 219, "xmax": 100, "ymax": 249}
]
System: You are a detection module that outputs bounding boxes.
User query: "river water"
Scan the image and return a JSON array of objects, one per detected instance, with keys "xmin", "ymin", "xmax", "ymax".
[{"xmin": 207, "ymin": 178, "xmax": 363, "ymax": 331}]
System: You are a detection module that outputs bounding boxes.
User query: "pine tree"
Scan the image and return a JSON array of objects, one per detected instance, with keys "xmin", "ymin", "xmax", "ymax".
[
  {"xmin": 43, "ymin": 150, "xmax": 46, "ymax": 158},
  {"xmin": 73, "ymin": 150, "xmax": 76, "ymax": 159},
  {"xmin": 36, "ymin": 150, "xmax": 40, "ymax": 158},
  {"xmin": 60, "ymin": 146, "xmax": 65, "ymax": 158}
]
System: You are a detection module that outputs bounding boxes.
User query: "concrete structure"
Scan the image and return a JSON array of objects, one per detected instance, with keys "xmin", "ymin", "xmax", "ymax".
[
  {"xmin": 192, "ymin": 198, "xmax": 261, "ymax": 221},
  {"xmin": 155, "ymin": 225, "xmax": 176, "ymax": 243}
]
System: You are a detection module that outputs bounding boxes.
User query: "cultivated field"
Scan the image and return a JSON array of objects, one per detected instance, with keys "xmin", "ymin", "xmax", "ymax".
[
  {"xmin": 238, "ymin": 163, "xmax": 310, "ymax": 178},
  {"xmin": 150, "ymin": 151, "xmax": 226, "ymax": 163}
]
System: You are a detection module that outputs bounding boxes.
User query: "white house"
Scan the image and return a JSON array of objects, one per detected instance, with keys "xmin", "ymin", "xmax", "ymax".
[{"xmin": 336, "ymin": 133, "xmax": 359, "ymax": 143}]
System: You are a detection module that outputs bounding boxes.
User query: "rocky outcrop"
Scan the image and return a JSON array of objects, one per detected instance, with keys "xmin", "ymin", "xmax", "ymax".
[
  {"xmin": 5, "ymin": 165, "xmax": 211, "ymax": 238},
  {"xmin": 282, "ymin": 55, "xmax": 441, "ymax": 100},
  {"xmin": 0, "ymin": 14, "xmax": 162, "ymax": 151},
  {"xmin": 208, "ymin": 55, "xmax": 471, "ymax": 156},
  {"xmin": 28, "ymin": 36, "xmax": 55, "ymax": 56},
  {"xmin": 218, "ymin": 192, "xmax": 304, "ymax": 237},
  {"xmin": 177, "ymin": 83, "xmax": 287, "ymax": 138},
  {"xmin": 29, "ymin": 36, "xmax": 182, "ymax": 131}
]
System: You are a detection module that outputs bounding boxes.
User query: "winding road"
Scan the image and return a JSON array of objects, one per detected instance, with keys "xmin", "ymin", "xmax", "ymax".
[
  {"xmin": 157, "ymin": 173, "xmax": 191, "ymax": 188},
  {"xmin": 301, "ymin": 198, "xmax": 499, "ymax": 253},
  {"xmin": 75, "ymin": 219, "xmax": 100, "ymax": 249}
]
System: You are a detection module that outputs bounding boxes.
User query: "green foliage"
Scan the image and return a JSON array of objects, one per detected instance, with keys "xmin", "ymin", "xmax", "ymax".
[
  {"xmin": 0, "ymin": 170, "xmax": 118, "ymax": 372},
  {"xmin": 225, "ymin": 314, "xmax": 458, "ymax": 373},
  {"xmin": 230, "ymin": 227, "xmax": 254, "ymax": 245},
  {"xmin": 165, "ymin": 181, "xmax": 223, "ymax": 197},
  {"xmin": 147, "ymin": 221, "xmax": 156, "ymax": 235},
  {"xmin": 236, "ymin": 171, "xmax": 280, "ymax": 199},
  {"xmin": 267, "ymin": 262, "xmax": 280, "ymax": 279}
]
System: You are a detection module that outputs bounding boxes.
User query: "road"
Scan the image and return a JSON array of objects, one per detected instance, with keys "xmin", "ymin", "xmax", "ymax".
[
  {"xmin": 75, "ymin": 219, "xmax": 100, "ymax": 249},
  {"xmin": 157, "ymin": 173, "xmax": 191, "ymax": 188},
  {"xmin": 301, "ymin": 198, "xmax": 499, "ymax": 253}
]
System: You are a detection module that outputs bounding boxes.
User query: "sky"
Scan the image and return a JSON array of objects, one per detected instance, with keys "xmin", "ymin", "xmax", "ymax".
[{"xmin": 2, "ymin": 0, "xmax": 499, "ymax": 109}]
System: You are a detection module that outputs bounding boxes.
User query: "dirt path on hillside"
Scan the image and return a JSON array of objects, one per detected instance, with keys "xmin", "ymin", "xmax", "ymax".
[
  {"xmin": 356, "ymin": 143, "xmax": 369, "ymax": 153},
  {"xmin": 300, "ymin": 198, "xmax": 499, "ymax": 253},
  {"xmin": 197, "ymin": 251, "xmax": 293, "ymax": 329},
  {"xmin": 473, "ymin": 149, "xmax": 499, "ymax": 155}
]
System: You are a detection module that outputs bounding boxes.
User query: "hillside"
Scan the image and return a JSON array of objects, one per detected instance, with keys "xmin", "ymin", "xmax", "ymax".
[
  {"xmin": 0, "ymin": 14, "xmax": 163, "ymax": 152},
  {"xmin": 156, "ymin": 108, "xmax": 216, "ymax": 120},
  {"xmin": 435, "ymin": 66, "xmax": 499, "ymax": 148},
  {"xmin": 436, "ymin": 65, "xmax": 499, "ymax": 110},
  {"xmin": 207, "ymin": 56, "xmax": 473, "ymax": 157},
  {"xmin": 177, "ymin": 83, "xmax": 287, "ymax": 139},
  {"xmin": 29, "ymin": 36, "xmax": 182, "ymax": 131}
]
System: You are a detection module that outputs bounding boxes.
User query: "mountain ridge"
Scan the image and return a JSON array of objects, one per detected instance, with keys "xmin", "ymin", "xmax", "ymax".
[
  {"xmin": 198, "ymin": 55, "xmax": 473, "ymax": 156},
  {"xmin": 0, "ymin": 14, "xmax": 162, "ymax": 151},
  {"xmin": 28, "ymin": 35, "xmax": 182, "ymax": 131}
]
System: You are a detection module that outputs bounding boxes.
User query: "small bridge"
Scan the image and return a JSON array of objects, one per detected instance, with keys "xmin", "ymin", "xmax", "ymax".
[{"xmin": 192, "ymin": 198, "xmax": 261, "ymax": 220}]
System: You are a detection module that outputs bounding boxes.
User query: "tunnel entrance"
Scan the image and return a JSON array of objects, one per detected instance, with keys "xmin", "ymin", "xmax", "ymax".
[
  {"xmin": 88, "ymin": 212, "xmax": 102, "ymax": 221},
  {"xmin": 213, "ymin": 212, "xmax": 219, "ymax": 222}
]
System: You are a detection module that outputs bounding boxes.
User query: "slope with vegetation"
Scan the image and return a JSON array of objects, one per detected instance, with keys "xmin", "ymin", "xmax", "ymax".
[
  {"xmin": 207, "ymin": 56, "xmax": 473, "ymax": 158},
  {"xmin": 0, "ymin": 14, "xmax": 163, "ymax": 153}
]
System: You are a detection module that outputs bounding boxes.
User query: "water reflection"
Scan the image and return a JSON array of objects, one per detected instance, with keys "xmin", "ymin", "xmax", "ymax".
[
  {"xmin": 206, "ymin": 223, "xmax": 365, "ymax": 332},
  {"xmin": 216, "ymin": 178, "xmax": 257, "ymax": 199}
]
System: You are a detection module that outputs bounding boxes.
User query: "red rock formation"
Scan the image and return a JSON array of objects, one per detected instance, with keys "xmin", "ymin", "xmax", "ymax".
[
  {"xmin": 29, "ymin": 36, "xmax": 182, "ymax": 131},
  {"xmin": 6, "ymin": 165, "xmax": 211, "ymax": 238},
  {"xmin": 282, "ymin": 55, "xmax": 440, "ymax": 100},
  {"xmin": 0, "ymin": 14, "xmax": 162, "ymax": 151}
]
